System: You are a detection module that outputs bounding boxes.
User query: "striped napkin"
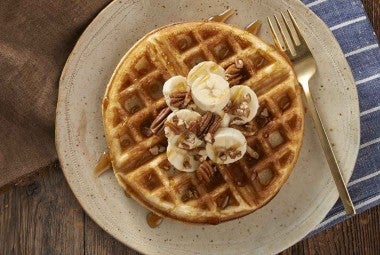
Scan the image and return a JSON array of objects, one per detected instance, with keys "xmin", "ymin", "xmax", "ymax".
[{"xmin": 300, "ymin": 0, "xmax": 380, "ymax": 234}]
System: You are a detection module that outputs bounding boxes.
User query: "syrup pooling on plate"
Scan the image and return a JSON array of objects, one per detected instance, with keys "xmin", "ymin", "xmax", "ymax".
[
  {"xmin": 146, "ymin": 212, "xmax": 163, "ymax": 228},
  {"xmin": 208, "ymin": 9, "xmax": 235, "ymax": 22},
  {"xmin": 94, "ymin": 151, "xmax": 111, "ymax": 176}
]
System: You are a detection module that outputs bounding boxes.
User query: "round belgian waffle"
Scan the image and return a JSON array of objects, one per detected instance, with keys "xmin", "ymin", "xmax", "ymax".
[{"xmin": 102, "ymin": 21, "xmax": 304, "ymax": 224}]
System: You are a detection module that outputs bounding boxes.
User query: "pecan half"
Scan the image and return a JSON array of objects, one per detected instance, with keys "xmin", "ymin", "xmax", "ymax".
[
  {"xmin": 196, "ymin": 160, "xmax": 215, "ymax": 183},
  {"xmin": 207, "ymin": 114, "xmax": 222, "ymax": 135},
  {"xmin": 169, "ymin": 91, "xmax": 192, "ymax": 108},
  {"xmin": 198, "ymin": 111, "xmax": 214, "ymax": 137},
  {"xmin": 198, "ymin": 111, "xmax": 222, "ymax": 139},
  {"xmin": 150, "ymin": 107, "xmax": 172, "ymax": 135},
  {"xmin": 204, "ymin": 114, "xmax": 222, "ymax": 143},
  {"xmin": 188, "ymin": 119, "xmax": 200, "ymax": 135},
  {"xmin": 225, "ymin": 59, "xmax": 244, "ymax": 86}
]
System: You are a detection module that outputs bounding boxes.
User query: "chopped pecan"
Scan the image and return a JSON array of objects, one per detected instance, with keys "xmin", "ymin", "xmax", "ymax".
[
  {"xmin": 225, "ymin": 59, "xmax": 244, "ymax": 86},
  {"xmin": 183, "ymin": 156, "xmax": 192, "ymax": 169},
  {"xmin": 227, "ymin": 148, "xmax": 242, "ymax": 159},
  {"xmin": 250, "ymin": 171, "xmax": 258, "ymax": 181},
  {"xmin": 243, "ymin": 93, "xmax": 251, "ymax": 103},
  {"xmin": 183, "ymin": 92, "xmax": 192, "ymax": 106},
  {"xmin": 218, "ymin": 151, "xmax": 228, "ymax": 161},
  {"xmin": 188, "ymin": 120, "xmax": 200, "ymax": 135},
  {"xmin": 223, "ymin": 101, "xmax": 233, "ymax": 112},
  {"xmin": 150, "ymin": 107, "xmax": 172, "ymax": 135},
  {"xmin": 220, "ymin": 194, "xmax": 230, "ymax": 209},
  {"xmin": 169, "ymin": 91, "xmax": 192, "ymax": 108},
  {"xmin": 165, "ymin": 121, "xmax": 185, "ymax": 135},
  {"xmin": 170, "ymin": 91, "xmax": 188, "ymax": 98},
  {"xmin": 246, "ymin": 146, "xmax": 259, "ymax": 159},
  {"xmin": 178, "ymin": 142, "xmax": 191, "ymax": 150},
  {"xmin": 193, "ymin": 154, "xmax": 205, "ymax": 162},
  {"xmin": 230, "ymin": 117, "xmax": 244, "ymax": 125},
  {"xmin": 231, "ymin": 101, "xmax": 250, "ymax": 118},
  {"xmin": 172, "ymin": 115, "xmax": 179, "ymax": 124},
  {"xmin": 255, "ymin": 107, "xmax": 272, "ymax": 128},
  {"xmin": 196, "ymin": 161, "xmax": 215, "ymax": 183},
  {"xmin": 142, "ymin": 127, "xmax": 153, "ymax": 137},
  {"xmin": 255, "ymin": 116, "xmax": 270, "ymax": 128},
  {"xmin": 204, "ymin": 133, "xmax": 214, "ymax": 143},
  {"xmin": 230, "ymin": 121, "xmax": 257, "ymax": 137},
  {"xmin": 178, "ymin": 132, "xmax": 200, "ymax": 150},
  {"xmin": 149, "ymin": 146, "xmax": 159, "ymax": 155}
]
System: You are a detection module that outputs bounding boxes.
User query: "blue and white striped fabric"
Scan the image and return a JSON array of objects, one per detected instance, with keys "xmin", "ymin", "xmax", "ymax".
[{"xmin": 299, "ymin": 0, "xmax": 380, "ymax": 234}]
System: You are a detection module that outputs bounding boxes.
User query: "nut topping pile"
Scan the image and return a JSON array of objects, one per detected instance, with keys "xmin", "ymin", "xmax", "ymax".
[{"xmin": 150, "ymin": 61, "xmax": 261, "ymax": 178}]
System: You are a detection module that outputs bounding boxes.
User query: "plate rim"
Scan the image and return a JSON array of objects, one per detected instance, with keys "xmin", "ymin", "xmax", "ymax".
[{"xmin": 55, "ymin": 0, "xmax": 360, "ymax": 254}]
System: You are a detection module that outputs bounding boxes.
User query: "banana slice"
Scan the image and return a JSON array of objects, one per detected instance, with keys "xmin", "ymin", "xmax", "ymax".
[
  {"xmin": 229, "ymin": 85, "xmax": 259, "ymax": 125},
  {"xmin": 187, "ymin": 61, "xmax": 226, "ymax": 85},
  {"xmin": 191, "ymin": 73, "xmax": 230, "ymax": 112},
  {"xmin": 166, "ymin": 143, "xmax": 206, "ymax": 172},
  {"xmin": 206, "ymin": 127, "xmax": 247, "ymax": 164},
  {"xmin": 216, "ymin": 110, "xmax": 231, "ymax": 127},
  {"xmin": 163, "ymin": 75, "xmax": 190, "ymax": 111},
  {"xmin": 164, "ymin": 109, "xmax": 201, "ymax": 143}
]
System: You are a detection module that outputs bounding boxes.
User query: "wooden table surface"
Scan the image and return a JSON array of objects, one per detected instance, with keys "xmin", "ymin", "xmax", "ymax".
[{"xmin": 1, "ymin": 1, "xmax": 379, "ymax": 254}]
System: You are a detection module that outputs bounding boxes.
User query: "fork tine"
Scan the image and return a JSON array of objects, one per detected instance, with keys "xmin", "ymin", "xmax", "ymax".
[
  {"xmin": 274, "ymin": 15, "xmax": 293, "ymax": 53},
  {"xmin": 267, "ymin": 17, "xmax": 283, "ymax": 50},
  {"xmin": 280, "ymin": 12, "xmax": 299, "ymax": 47},
  {"xmin": 287, "ymin": 10, "xmax": 306, "ymax": 45}
]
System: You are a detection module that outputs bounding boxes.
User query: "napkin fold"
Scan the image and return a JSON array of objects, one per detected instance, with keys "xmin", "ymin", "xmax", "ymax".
[
  {"xmin": 0, "ymin": 0, "xmax": 111, "ymax": 189},
  {"xmin": 300, "ymin": 0, "xmax": 380, "ymax": 234}
]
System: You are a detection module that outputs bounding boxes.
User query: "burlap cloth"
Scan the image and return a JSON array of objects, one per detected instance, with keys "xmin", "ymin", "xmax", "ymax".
[{"xmin": 0, "ymin": 0, "xmax": 111, "ymax": 189}]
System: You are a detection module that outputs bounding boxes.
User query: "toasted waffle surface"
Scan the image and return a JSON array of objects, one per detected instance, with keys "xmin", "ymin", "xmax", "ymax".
[{"xmin": 103, "ymin": 21, "xmax": 304, "ymax": 224}]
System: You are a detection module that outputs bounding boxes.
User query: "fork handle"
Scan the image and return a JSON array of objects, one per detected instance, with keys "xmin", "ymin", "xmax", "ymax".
[{"xmin": 300, "ymin": 81, "xmax": 356, "ymax": 215}]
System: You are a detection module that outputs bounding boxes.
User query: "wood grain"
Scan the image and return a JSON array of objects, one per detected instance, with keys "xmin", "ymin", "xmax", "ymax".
[
  {"xmin": 281, "ymin": 206, "xmax": 380, "ymax": 255},
  {"xmin": 361, "ymin": 0, "xmax": 380, "ymax": 38},
  {"xmin": 84, "ymin": 216, "xmax": 140, "ymax": 255},
  {"xmin": 0, "ymin": 162, "xmax": 84, "ymax": 255},
  {"xmin": 1, "ymin": 163, "xmax": 379, "ymax": 255}
]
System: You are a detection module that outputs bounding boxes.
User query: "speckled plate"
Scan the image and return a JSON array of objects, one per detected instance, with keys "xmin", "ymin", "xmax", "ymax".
[{"xmin": 55, "ymin": 0, "xmax": 360, "ymax": 254}]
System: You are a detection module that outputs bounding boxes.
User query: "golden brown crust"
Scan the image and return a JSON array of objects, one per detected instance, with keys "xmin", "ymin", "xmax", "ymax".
[{"xmin": 102, "ymin": 21, "xmax": 304, "ymax": 224}]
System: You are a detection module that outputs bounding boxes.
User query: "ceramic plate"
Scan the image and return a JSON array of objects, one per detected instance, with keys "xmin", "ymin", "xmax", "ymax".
[{"xmin": 56, "ymin": 0, "xmax": 360, "ymax": 254}]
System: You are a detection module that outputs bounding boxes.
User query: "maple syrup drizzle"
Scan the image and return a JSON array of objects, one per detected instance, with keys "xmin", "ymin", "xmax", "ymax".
[
  {"xmin": 245, "ymin": 20, "xmax": 262, "ymax": 35},
  {"xmin": 94, "ymin": 151, "xmax": 111, "ymax": 177},
  {"xmin": 208, "ymin": 9, "xmax": 235, "ymax": 22},
  {"xmin": 146, "ymin": 212, "xmax": 163, "ymax": 228}
]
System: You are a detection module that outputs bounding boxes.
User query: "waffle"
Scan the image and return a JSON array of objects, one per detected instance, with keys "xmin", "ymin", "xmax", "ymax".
[{"xmin": 102, "ymin": 21, "xmax": 304, "ymax": 224}]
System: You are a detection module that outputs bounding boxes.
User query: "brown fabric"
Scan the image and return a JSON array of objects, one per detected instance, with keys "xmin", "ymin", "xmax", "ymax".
[{"xmin": 0, "ymin": 0, "xmax": 112, "ymax": 189}]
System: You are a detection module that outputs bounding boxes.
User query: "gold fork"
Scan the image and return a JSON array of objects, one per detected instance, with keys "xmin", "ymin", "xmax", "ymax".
[{"xmin": 267, "ymin": 10, "xmax": 356, "ymax": 215}]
